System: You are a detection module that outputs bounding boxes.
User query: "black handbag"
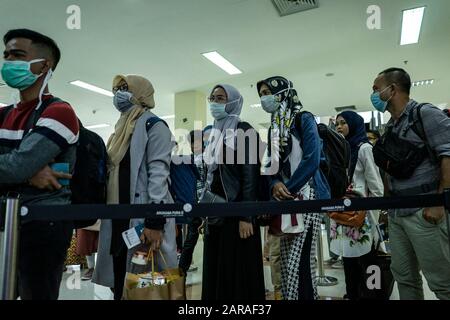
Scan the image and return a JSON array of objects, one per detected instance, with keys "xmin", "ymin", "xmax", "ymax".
[{"xmin": 200, "ymin": 190, "xmax": 226, "ymax": 227}]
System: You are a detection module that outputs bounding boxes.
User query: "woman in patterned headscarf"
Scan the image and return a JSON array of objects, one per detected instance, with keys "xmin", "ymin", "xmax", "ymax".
[{"xmin": 257, "ymin": 76, "xmax": 330, "ymax": 300}]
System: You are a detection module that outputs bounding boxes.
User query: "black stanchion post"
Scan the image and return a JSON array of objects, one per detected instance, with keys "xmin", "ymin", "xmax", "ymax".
[
  {"xmin": 316, "ymin": 222, "xmax": 338, "ymax": 287},
  {"xmin": 0, "ymin": 198, "xmax": 20, "ymax": 300}
]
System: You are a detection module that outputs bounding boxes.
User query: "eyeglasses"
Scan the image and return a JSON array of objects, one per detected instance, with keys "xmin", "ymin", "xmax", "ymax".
[
  {"xmin": 113, "ymin": 83, "xmax": 129, "ymax": 94},
  {"xmin": 208, "ymin": 95, "xmax": 227, "ymax": 104}
]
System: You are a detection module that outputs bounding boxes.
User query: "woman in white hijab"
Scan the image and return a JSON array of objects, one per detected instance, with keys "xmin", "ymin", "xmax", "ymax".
[{"xmin": 201, "ymin": 84, "xmax": 265, "ymax": 300}]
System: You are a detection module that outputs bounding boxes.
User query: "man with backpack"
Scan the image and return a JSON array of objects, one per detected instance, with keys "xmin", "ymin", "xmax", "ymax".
[
  {"xmin": 371, "ymin": 68, "xmax": 450, "ymax": 300},
  {"xmin": 0, "ymin": 29, "xmax": 79, "ymax": 300},
  {"xmin": 178, "ymin": 127, "xmax": 211, "ymax": 275}
]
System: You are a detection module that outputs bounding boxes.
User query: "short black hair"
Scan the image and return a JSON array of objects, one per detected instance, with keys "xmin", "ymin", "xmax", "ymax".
[
  {"xmin": 378, "ymin": 68, "xmax": 411, "ymax": 95},
  {"xmin": 189, "ymin": 130, "xmax": 203, "ymax": 144},
  {"xmin": 189, "ymin": 130, "xmax": 195, "ymax": 144},
  {"xmin": 4, "ymin": 29, "xmax": 61, "ymax": 70},
  {"xmin": 367, "ymin": 129, "xmax": 381, "ymax": 140}
]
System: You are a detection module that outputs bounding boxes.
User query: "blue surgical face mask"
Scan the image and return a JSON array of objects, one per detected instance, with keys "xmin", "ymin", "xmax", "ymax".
[
  {"xmin": 1, "ymin": 59, "xmax": 46, "ymax": 91},
  {"xmin": 371, "ymin": 86, "xmax": 393, "ymax": 113},
  {"xmin": 261, "ymin": 95, "xmax": 279, "ymax": 114},
  {"xmin": 209, "ymin": 103, "xmax": 228, "ymax": 120},
  {"xmin": 260, "ymin": 86, "xmax": 290, "ymax": 114},
  {"xmin": 113, "ymin": 90, "xmax": 134, "ymax": 113}
]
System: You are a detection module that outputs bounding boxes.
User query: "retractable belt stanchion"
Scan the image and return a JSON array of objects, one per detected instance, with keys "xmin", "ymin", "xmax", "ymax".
[
  {"xmin": 0, "ymin": 192, "xmax": 446, "ymax": 299},
  {"xmin": 315, "ymin": 222, "xmax": 338, "ymax": 287},
  {"xmin": 0, "ymin": 198, "xmax": 20, "ymax": 300}
]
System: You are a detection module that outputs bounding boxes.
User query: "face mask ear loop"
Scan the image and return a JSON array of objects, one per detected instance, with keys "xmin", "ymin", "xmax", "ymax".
[
  {"xmin": 224, "ymin": 96, "xmax": 242, "ymax": 115},
  {"xmin": 275, "ymin": 83, "xmax": 292, "ymax": 104},
  {"xmin": 386, "ymin": 85, "xmax": 395, "ymax": 104},
  {"xmin": 35, "ymin": 68, "xmax": 53, "ymax": 110},
  {"xmin": 379, "ymin": 84, "xmax": 394, "ymax": 106}
]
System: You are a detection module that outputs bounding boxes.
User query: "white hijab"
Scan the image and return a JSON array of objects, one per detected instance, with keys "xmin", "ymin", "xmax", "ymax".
[{"xmin": 204, "ymin": 84, "xmax": 243, "ymax": 188}]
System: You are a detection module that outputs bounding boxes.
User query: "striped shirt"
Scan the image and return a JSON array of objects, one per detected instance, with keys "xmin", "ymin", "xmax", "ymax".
[
  {"xmin": 0, "ymin": 95, "xmax": 79, "ymax": 149},
  {"xmin": 0, "ymin": 95, "xmax": 79, "ymax": 205}
]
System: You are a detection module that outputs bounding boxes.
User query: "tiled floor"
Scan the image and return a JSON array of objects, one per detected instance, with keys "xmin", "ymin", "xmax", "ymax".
[{"xmin": 58, "ymin": 227, "xmax": 438, "ymax": 300}]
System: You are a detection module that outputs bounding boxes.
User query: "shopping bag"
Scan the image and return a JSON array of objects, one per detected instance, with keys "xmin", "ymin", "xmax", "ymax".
[
  {"xmin": 164, "ymin": 268, "xmax": 186, "ymax": 300},
  {"xmin": 123, "ymin": 272, "xmax": 170, "ymax": 300},
  {"xmin": 123, "ymin": 250, "xmax": 185, "ymax": 300},
  {"xmin": 269, "ymin": 213, "xmax": 305, "ymax": 236},
  {"xmin": 269, "ymin": 188, "xmax": 309, "ymax": 236}
]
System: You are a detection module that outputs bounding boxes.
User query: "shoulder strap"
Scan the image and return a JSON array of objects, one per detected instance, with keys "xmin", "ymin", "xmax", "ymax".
[
  {"xmin": 294, "ymin": 111, "xmax": 318, "ymax": 148},
  {"xmin": 237, "ymin": 121, "xmax": 253, "ymax": 131},
  {"xmin": 0, "ymin": 105, "xmax": 14, "ymax": 126},
  {"xmin": 293, "ymin": 111, "xmax": 309, "ymax": 135},
  {"xmin": 408, "ymin": 103, "xmax": 437, "ymax": 162},
  {"xmin": 348, "ymin": 142, "xmax": 366, "ymax": 182},
  {"xmin": 145, "ymin": 116, "xmax": 168, "ymax": 132},
  {"xmin": 408, "ymin": 103, "xmax": 427, "ymax": 139},
  {"xmin": 25, "ymin": 97, "xmax": 64, "ymax": 134},
  {"xmin": 293, "ymin": 111, "xmax": 311, "ymax": 141}
]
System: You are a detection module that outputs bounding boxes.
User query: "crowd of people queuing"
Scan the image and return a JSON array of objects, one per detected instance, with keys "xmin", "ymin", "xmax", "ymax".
[{"xmin": 1, "ymin": 29, "xmax": 449, "ymax": 301}]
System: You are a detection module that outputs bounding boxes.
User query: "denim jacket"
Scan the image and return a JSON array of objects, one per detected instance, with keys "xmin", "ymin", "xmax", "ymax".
[{"xmin": 269, "ymin": 112, "xmax": 331, "ymax": 200}]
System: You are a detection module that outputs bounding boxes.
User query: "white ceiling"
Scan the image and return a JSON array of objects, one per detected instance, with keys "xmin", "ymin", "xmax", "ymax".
[{"xmin": 1, "ymin": 0, "xmax": 449, "ymax": 140}]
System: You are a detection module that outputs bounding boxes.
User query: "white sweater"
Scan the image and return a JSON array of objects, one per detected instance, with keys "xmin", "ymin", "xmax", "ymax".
[
  {"xmin": 352, "ymin": 143, "xmax": 384, "ymax": 199},
  {"xmin": 330, "ymin": 143, "xmax": 384, "ymax": 258}
]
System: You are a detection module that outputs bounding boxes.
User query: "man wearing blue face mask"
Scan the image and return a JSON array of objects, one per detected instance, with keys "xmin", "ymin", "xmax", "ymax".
[
  {"xmin": 371, "ymin": 68, "xmax": 450, "ymax": 300},
  {"xmin": 0, "ymin": 29, "xmax": 79, "ymax": 300}
]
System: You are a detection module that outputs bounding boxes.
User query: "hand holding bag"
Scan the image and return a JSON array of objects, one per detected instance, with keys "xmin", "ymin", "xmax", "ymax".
[
  {"xmin": 268, "ymin": 134, "xmax": 308, "ymax": 236},
  {"xmin": 269, "ymin": 185, "xmax": 310, "ymax": 236},
  {"xmin": 123, "ymin": 250, "xmax": 186, "ymax": 300}
]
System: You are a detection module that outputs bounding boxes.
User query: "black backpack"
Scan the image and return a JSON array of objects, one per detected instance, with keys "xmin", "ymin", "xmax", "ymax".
[
  {"xmin": 409, "ymin": 104, "xmax": 450, "ymax": 162},
  {"xmin": 295, "ymin": 111, "xmax": 351, "ymax": 199},
  {"xmin": 373, "ymin": 103, "xmax": 449, "ymax": 180},
  {"xmin": 71, "ymin": 122, "xmax": 107, "ymax": 228}
]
